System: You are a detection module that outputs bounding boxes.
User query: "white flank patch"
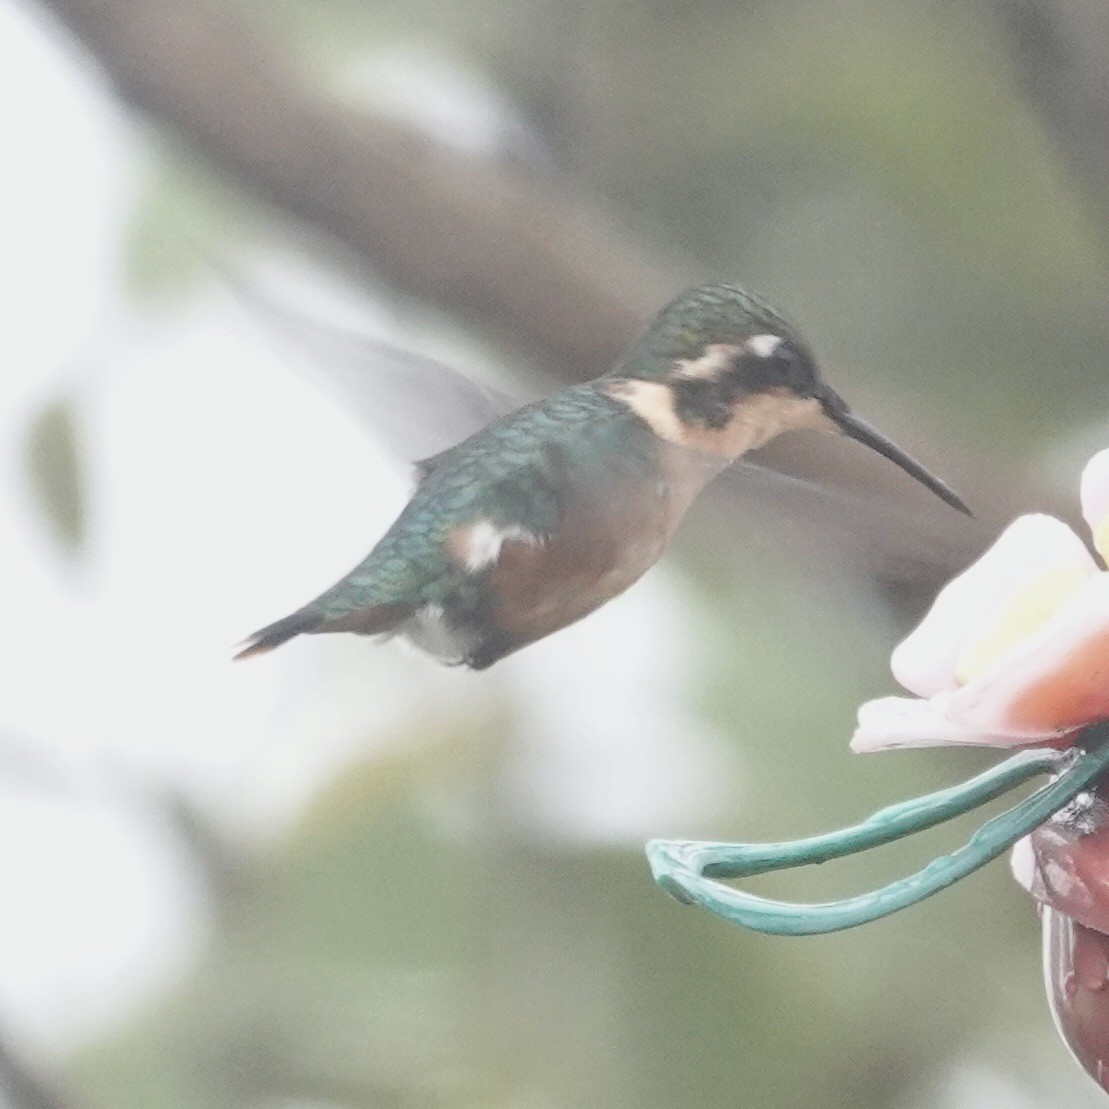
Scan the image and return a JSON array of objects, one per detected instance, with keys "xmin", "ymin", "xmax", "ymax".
[
  {"xmin": 747, "ymin": 333, "xmax": 783, "ymax": 358},
  {"xmin": 397, "ymin": 605, "xmax": 475, "ymax": 663},
  {"xmin": 462, "ymin": 520, "xmax": 537, "ymax": 572}
]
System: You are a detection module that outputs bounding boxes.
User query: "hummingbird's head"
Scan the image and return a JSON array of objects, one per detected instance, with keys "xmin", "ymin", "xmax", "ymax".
[{"xmin": 609, "ymin": 283, "xmax": 970, "ymax": 514}]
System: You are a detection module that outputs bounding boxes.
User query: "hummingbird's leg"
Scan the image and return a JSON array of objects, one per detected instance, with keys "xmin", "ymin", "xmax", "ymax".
[{"xmin": 646, "ymin": 723, "xmax": 1109, "ymax": 936}]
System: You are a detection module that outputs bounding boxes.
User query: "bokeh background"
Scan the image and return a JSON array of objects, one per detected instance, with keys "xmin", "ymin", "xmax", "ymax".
[{"xmin": 4, "ymin": 0, "xmax": 1109, "ymax": 1105}]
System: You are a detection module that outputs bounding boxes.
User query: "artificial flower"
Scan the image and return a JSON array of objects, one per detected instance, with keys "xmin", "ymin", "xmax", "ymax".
[
  {"xmin": 853, "ymin": 450, "xmax": 1109, "ymax": 753},
  {"xmin": 854, "ymin": 447, "xmax": 1109, "ymax": 1093}
]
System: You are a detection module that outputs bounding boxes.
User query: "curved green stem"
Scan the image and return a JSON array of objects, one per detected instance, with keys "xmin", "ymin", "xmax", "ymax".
[{"xmin": 647, "ymin": 725, "xmax": 1109, "ymax": 937}]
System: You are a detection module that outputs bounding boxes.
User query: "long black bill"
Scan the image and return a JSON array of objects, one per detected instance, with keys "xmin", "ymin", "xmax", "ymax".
[{"xmin": 821, "ymin": 391, "xmax": 972, "ymax": 516}]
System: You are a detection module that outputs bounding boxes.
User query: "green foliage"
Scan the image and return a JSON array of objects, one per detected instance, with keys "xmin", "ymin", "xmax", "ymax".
[
  {"xmin": 23, "ymin": 392, "xmax": 86, "ymax": 555},
  {"xmin": 68, "ymin": 568, "xmax": 1080, "ymax": 1108},
  {"xmin": 123, "ymin": 148, "xmax": 261, "ymax": 300}
]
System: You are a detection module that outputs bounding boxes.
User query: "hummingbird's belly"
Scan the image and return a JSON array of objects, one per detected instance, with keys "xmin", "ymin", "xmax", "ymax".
[
  {"xmin": 500, "ymin": 529, "xmax": 666, "ymax": 635},
  {"xmin": 387, "ymin": 529, "xmax": 665, "ymax": 668},
  {"xmin": 393, "ymin": 438, "xmax": 717, "ymax": 669},
  {"xmin": 475, "ymin": 458, "xmax": 707, "ymax": 660}
]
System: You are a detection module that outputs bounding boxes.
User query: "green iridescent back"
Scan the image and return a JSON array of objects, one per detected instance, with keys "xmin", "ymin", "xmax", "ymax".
[{"xmin": 314, "ymin": 383, "xmax": 660, "ymax": 618}]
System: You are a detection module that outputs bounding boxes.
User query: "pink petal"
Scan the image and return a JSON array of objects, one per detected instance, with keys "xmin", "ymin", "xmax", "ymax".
[
  {"xmin": 1011, "ymin": 836, "xmax": 1038, "ymax": 892},
  {"xmin": 891, "ymin": 515, "xmax": 1095, "ymax": 698},
  {"xmin": 850, "ymin": 695, "xmax": 1014, "ymax": 753},
  {"xmin": 1082, "ymin": 449, "xmax": 1109, "ymax": 562},
  {"xmin": 948, "ymin": 573, "xmax": 1109, "ymax": 739}
]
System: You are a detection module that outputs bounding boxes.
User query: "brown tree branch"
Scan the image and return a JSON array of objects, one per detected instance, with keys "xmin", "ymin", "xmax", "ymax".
[{"xmin": 39, "ymin": 0, "xmax": 669, "ymax": 379}]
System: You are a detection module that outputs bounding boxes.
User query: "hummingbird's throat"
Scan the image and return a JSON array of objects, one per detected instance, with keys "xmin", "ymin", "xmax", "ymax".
[{"xmin": 606, "ymin": 379, "xmax": 831, "ymax": 460}]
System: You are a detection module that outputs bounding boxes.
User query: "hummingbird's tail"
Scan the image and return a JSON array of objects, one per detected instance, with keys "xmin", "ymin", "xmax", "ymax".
[
  {"xmin": 233, "ymin": 609, "xmax": 321, "ymax": 660},
  {"xmin": 233, "ymin": 600, "xmax": 413, "ymax": 660}
]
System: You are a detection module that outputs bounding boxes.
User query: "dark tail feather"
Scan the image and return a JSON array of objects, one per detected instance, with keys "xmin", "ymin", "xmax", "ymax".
[
  {"xmin": 233, "ymin": 600, "xmax": 413, "ymax": 660},
  {"xmin": 233, "ymin": 609, "xmax": 321, "ymax": 660}
]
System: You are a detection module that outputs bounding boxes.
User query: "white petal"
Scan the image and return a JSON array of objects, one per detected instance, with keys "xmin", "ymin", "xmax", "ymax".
[
  {"xmin": 1010, "ymin": 836, "xmax": 1037, "ymax": 894},
  {"xmin": 850, "ymin": 695, "xmax": 1011, "ymax": 753},
  {"xmin": 948, "ymin": 571, "xmax": 1109, "ymax": 739},
  {"xmin": 1081, "ymin": 448, "xmax": 1109, "ymax": 562},
  {"xmin": 890, "ymin": 515, "xmax": 1096, "ymax": 697}
]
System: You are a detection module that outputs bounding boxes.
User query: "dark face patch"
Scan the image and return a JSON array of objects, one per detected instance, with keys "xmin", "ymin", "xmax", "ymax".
[
  {"xmin": 738, "ymin": 341, "xmax": 818, "ymax": 393},
  {"xmin": 670, "ymin": 341, "xmax": 819, "ymax": 429}
]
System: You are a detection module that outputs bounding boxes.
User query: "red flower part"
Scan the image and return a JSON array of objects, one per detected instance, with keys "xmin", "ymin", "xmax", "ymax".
[{"xmin": 1041, "ymin": 908, "xmax": 1109, "ymax": 1093}]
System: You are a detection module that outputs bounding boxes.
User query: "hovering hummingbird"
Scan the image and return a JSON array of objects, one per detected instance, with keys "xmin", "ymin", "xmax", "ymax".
[{"xmin": 235, "ymin": 283, "xmax": 969, "ymax": 669}]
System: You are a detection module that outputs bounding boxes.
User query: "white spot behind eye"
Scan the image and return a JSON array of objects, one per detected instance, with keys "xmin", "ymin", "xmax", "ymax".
[{"xmin": 747, "ymin": 334, "xmax": 783, "ymax": 358}]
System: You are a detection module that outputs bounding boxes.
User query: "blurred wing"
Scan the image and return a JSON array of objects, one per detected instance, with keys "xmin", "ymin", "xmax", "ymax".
[
  {"xmin": 223, "ymin": 272, "xmax": 522, "ymax": 463},
  {"xmin": 731, "ymin": 456, "xmax": 899, "ymax": 521},
  {"xmin": 728, "ymin": 454, "xmax": 982, "ymax": 580},
  {"xmin": 220, "ymin": 269, "xmax": 930, "ymax": 533}
]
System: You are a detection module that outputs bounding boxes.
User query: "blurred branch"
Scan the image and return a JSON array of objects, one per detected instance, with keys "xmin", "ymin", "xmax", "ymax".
[
  {"xmin": 38, "ymin": 0, "xmax": 668, "ymax": 379},
  {"xmin": 0, "ymin": 1035, "xmax": 76, "ymax": 1109},
  {"xmin": 34, "ymin": 0, "xmax": 1075, "ymax": 591},
  {"xmin": 991, "ymin": 0, "xmax": 1109, "ymax": 227}
]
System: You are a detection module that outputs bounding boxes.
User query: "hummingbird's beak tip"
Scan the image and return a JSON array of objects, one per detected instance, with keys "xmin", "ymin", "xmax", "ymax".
[
  {"xmin": 931, "ymin": 484, "xmax": 974, "ymax": 519},
  {"xmin": 828, "ymin": 404, "xmax": 973, "ymax": 518},
  {"xmin": 951, "ymin": 494, "xmax": 975, "ymax": 519}
]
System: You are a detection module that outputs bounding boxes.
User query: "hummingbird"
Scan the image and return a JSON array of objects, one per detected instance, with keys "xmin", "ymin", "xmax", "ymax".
[{"xmin": 235, "ymin": 283, "xmax": 969, "ymax": 670}]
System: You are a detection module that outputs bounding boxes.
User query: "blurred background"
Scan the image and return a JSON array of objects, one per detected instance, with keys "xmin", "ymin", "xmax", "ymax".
[{"xmin": 3, "ymin": 0, "xmax": 1109, "ymax": 1104}]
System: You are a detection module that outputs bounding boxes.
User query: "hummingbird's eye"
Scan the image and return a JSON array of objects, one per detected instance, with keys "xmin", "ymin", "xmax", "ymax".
[
  {"xmin": 734, "ymin": 336, "xmax": 813, "ymax": 393},
  {"xmin": 763, "ymin": 344, "xmax": 809, "ymax": 389},
  {"xmin": 769, "ymin": 346, "xmax": 798, "ymax": 375},
  {"xmin": 747, "ymin": 335, "xmax": 801, "ymax": 379}
]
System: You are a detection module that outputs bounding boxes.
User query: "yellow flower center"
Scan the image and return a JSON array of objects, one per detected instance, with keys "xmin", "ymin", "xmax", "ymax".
[{"xmin": 955, "ymin": 565, "xmax": 1089, "ymax": 683}]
